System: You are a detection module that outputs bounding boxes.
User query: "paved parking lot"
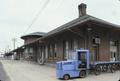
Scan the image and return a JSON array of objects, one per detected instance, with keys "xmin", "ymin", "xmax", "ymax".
[{"xmin": 1, "ymin": 60, "xmax": 120, "ymax": 81}]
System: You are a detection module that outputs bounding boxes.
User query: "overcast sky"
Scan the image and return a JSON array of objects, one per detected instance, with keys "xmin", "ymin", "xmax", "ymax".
[{"xmin": 0, "ymin": 0, "xmax": 120, "ymax": 53}]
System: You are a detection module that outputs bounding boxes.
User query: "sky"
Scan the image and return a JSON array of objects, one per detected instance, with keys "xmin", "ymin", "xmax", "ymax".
[{"xmin": 0, "ymin": 0, "xmax": 120, "ymax": 53}]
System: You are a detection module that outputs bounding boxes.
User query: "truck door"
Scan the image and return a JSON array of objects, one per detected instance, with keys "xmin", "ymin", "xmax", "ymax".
[{"xmin": 78, "ymin": 52, "xmax": 87, "ymax": 68}]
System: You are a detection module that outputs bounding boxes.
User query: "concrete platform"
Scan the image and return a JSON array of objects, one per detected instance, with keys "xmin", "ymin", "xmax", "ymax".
[{"xmin": 1, "ymin": 60, "xmax": 120, "ymax": 81}]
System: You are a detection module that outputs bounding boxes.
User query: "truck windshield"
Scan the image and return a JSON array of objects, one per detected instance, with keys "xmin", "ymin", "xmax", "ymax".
[
  {"xmin": 78, "ymin": 52, "xmax": 86, "ymax": 62},
  {"xmin": 68, "ymin": 51, "xmax": 77, "ymax": 60}
]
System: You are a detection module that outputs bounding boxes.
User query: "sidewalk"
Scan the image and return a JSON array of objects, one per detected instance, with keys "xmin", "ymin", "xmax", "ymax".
[
  {"xmin": 1, "ymin": 60, "xmax": 57, "ymax": 81},
  {"xmin": 0, "ymin": 62, "xmax": 10, "ymax": 81},
  {"xmin": 1, "ymin": 60, "xmax": 120, "ymax": 81}
]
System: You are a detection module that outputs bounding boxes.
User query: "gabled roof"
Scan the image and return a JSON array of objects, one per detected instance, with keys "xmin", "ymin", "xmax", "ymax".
[
  {"xmin": 21, "ymin": 32, "xmax": 46, "ymax": 39},
  {"xmin": 12, "ymin": 14, "xmax": 120, "ymax": 53},
  {"xmin": 41, "ymin": 14, "xmax": 120, "ymax": 39},
  {"xmin": 20, "ymin": 14, "xmax": 120, "ymax": 44}
]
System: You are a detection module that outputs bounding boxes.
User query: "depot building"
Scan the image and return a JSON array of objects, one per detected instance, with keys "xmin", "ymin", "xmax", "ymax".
[{"xmin": 11, "ymin": 3, "xmax": 120, "ymax": 64}]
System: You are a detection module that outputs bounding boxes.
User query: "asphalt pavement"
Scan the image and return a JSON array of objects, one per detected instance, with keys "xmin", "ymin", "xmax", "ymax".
[{"xmin": 0, "ymin": 61, "xmax": 11, "ymax": 81}]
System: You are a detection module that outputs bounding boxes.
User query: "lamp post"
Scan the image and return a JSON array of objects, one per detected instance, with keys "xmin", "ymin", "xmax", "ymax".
[{"xmin": 12, "ymin": 38, "xmax": 17, "ymax": 50}]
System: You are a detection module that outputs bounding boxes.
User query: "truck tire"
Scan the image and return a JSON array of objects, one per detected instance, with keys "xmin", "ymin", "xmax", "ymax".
[
  {"xmin": 79, "ymin": 70, "xmax": 86, "ymax": 78},
  {"xmin": 63, "ymin": 74, "xmax": 70, "ymax": 80},
  {"xmin": 94, "ymin": 65, "xmax": 101, "ymax": 75}
]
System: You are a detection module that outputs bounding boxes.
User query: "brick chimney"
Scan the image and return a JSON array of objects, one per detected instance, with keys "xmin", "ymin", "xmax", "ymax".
[{"xmin": 78, "ymin": 3, "xmax": 87, "ymax": 17}]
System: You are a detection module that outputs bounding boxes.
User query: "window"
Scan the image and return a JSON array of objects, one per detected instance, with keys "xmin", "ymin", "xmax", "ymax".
[
  {"xmin": 92, "ymin": 36, "xmax": 100, "ymax": 44},
  {"xmin": 78, "ymin": 52, "xmax": 86, "ymax": 62},
  {"xmin": 68, "ymin": 50, "xmax": 77, "ymax": 60}
]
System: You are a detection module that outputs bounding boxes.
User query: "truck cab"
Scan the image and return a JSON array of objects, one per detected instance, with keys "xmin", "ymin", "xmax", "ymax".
[{"xmin": 56, "ymin": 49, "xmax": 90, "ymax": 80}]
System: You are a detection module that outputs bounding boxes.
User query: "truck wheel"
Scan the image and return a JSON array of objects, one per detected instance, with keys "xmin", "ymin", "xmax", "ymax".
[
  {"xmin": 63, "ymin": 74, "xmax": 70, "ymax": 80},
  {"xmin": 94, "ymin": 65, "xmax": 101, "ymax": 75},
  {"xmin": 79, "ymin": 71, "xmax": 86, "ymax": 78}
]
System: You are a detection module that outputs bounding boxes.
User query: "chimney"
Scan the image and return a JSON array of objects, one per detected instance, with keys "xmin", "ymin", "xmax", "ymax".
[{"xmin": 78, "ymin": 3, "xmax": 87, "ymax": 17}]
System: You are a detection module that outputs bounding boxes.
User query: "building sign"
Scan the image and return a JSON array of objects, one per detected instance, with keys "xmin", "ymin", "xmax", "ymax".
[
  {"xmin": 95, "ymin": 38, "xmax": 100, "ymax": 44},
  {"xmin": 93, "ymin": 37, "xmax": 101, "ymax": 44}
]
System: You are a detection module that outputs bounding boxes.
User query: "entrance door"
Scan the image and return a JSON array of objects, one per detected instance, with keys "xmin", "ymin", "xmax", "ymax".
[
  {"xmin": 92, "ymin": 45, "xmax": 99, "ymax": 61},
  {"xmin": 92, "ymin": 36, "xmax": 100, "ymax": 62},
  {"xmin": 110, "ymin": 41, "xmax": 118, "ymax": 61}
]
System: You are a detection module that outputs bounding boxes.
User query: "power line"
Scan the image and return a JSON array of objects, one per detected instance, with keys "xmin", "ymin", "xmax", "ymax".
[
  {"xmin": 23, "ymin": 0, "xmax": 50, "ymax": 35},
  {"xmin": 54, "ymin": 0, "xmax": 64, "ymax": 11}
]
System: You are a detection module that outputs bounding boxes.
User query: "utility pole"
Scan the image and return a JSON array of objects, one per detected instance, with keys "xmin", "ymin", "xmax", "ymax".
[
  {"xmin": 12, "ymin": 38, "xmax": 17, "ymax": 50},
  {"xmin": 6, "ymin": 45, "xmax": 10, "ymax": 52}
]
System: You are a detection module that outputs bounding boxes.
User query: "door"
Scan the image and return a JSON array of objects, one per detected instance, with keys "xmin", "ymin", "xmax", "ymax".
[
  {"xmin": 92, "ymin": 45, "xmax": 99, "ymax": 61},
  {"xmin": 92, "ymin": 36, "xmax": 100, "ymax": 62},
  {"xmin": 110, "ymin": 41, "xmax": 118, "ymax": 61}
]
